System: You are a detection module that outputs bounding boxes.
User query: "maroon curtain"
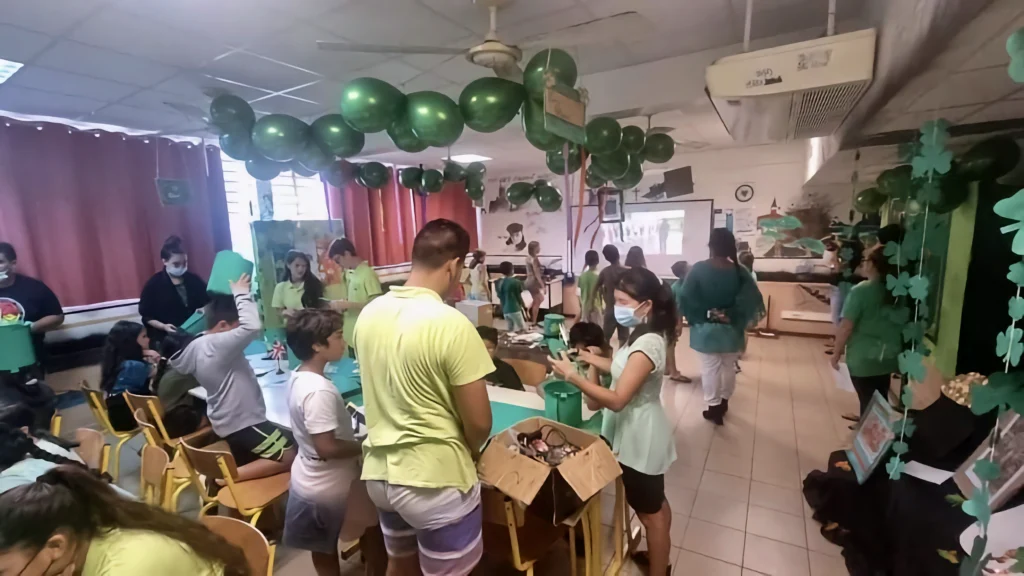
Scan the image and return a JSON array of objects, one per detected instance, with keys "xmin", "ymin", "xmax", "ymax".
[
  {"xmin": 424, "ymin": 181, "xmax": 479, "ymax": 251},
  {"xmin": 0, "ymin": 118, "xmax": 230, "ymax": 307},
  {"xmin": 325, "ymin": 166, "xmax": 419, "ymax": 267}
]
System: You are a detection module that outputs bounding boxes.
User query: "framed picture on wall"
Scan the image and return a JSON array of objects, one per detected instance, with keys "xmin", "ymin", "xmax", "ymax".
[
  {"xmin": 845, "ymin": 390, "xmax": 899, "ymax": 484},
  {"xmin": 602, "ymin": 190, "xmax": 623, "ymax": 223},
  {"xmin": 954, "ymin": 411, "xmax": 1024, "ymax": 512}
]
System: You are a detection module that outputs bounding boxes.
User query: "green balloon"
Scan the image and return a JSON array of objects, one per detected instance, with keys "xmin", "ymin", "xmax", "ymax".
[
  {"xmin": 466, "ymin": 161, "xmax": 487, "ymax": 180},
  {"xmin": 613, "ymin": 155, "xmax": 644, "ymax": 189},
  {"xmin": 387, "ymin": 115, "xmax": 428, "ymax": 153},
  {"xmin": 219, "ymin": 131, "xmax": 252, "ymax": 161},
  {"xmin": 620, "ymin": 126, "xmax": 646, "ymax": 154},
  {"xmin": 245, "ymin": 155, "xmax": 283, "ymax": 181},
  {"xmin": 507, "ymin": 182, "xmax": 535, "ymax": 206},
  {"xmin": 252, "ymin": 114, "xmax": 309, "ymax": 162},
  {"xmin": 876, "ymin": 165, "xmax": 914, "ymax": 199},
  {"xmin": 443, "ymin": 161, "xmax": 466, "ymax": 182},
  {"xmin": 297, "ymin": 140, "xmax": 334, "ymax": 172},
  {"xmin": 932, "ymin": 169, "xmax": 970, "ymax": 214},
  {"xmin": 546, "ymin": 146, "xmax": 582, "ymax": 175},
  {"xmin": 340, "ymin": 77, "xmax": 406, "ymax": 134},
  {"xmin": 290, "ymin": 161, "xmax": 317, "ymax": 177},
  {"xmin": 522, "ymin": 98, "xmax": 565, "ymax": 152},
  {"xmin": 358, "ymin": 162, "xmax": 389, "ymax": 189},
  {"xmin": 585, "ymin": 166, "xmax": 606, "ymax": 189},
  {"xmin": 466, "ymin": 176, "xmax": 485, "ymax": 201},
  {"xmin": 643, "ymin": 133, "xmax": 675, "ymax": 164},
  {"xmin": 853, "ymin": 187, "xmax": 886, "ymax": 214},
  {"xmin": 209, "ymin": 94, "xmax": 255, "ymax": 133},
  {"xmin": 399, "ymin": 167, "xmax": 423, "ymax": 189},
  {"xmin": 960, "ymin": 136, "xmax": 1021, "ymax": 180},
  {"xmin": 535, "ymin": 185, "xmax": 562, "ymax": 212},
  {"xmin": 311, "ymin": 114, "xmax": 364, "ymax": 158},
  {"xmin": 523, "ymin": 49, "xmax": 578, "ymax": 103},
  {"xmin": 592, "ymin": 148, "xmax": 630, "ymax": 181},
  {"xmin": 459, "ymin": 77, "xmax": 526, "ymax": 133},
  {"xmin": 406, "ymin": 91, "xmax": 464, "ymax": 148},
  {"xmin": 585, "ymin": 117, "xmax": 622, "ymax": 156},
  {"xmin": 421, "ymin": 169, "xmax": 444, "ymax": 193}
]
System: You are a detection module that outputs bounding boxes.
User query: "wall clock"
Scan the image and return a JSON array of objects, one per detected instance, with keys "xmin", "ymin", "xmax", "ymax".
[{"xmin": 735, "ymin": 184, "xmax": 754, "ymax": 202}]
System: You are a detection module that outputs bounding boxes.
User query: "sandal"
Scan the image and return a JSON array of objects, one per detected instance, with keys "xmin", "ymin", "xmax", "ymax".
[{"xmin": 669, "ymin": 375, "xmax": 692, "ymax": 383}]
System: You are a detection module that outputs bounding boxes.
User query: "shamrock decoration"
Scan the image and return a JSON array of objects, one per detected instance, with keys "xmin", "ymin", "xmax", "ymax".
[
  {"xmin": 919, "ymin": 118, "xmax": 951, "ymax": 146},
  {"xmin": 993, "ymin": 189, "xmax": 1024, "ymax": 256},
  {"xmin": 898, "ymin": 349, "xmax": 927, "ymax": 382},
  {"xmin": 962, "ymin": 487, "xmax": 991, "ymax": 527},
  {"xmin": 901, "ymin": 383, "xmax": 915, "ymax": 407},
  {"xmin": 996, "ymin": 326, "xmax": 1024, "ymax": 366},
  {"xmin": 1010, "ymin": 296, "xmax": 1024, "ymax": 321},
  {"xmin": 903, "ymin": 321, "xmax": 926, "ymax": 344},
  {"xmin": 892, "ymin": 441, "xmax": 909, "ymax": 455},
  {"xmin": 917, "ymin": 180, "xmax": 942, "ymax": 205},
  {"xmin": 970, "ymin": 371, "xmax": 1024, "ymax": 415},
  {"xmin": 886, "ymin": 455, "xmax": 905, "ymax": 480},
  {"xmin": 897, "ymin": 417, "xmax": 917, "ymax": 437},
  {"xmin": 887, "ymin": 271, "xmax": 911, "ymax": 297},
  {"xmin": 912, "ymin": 142, "xmax": 953, "ymax": 178},
  {"xmin": 886, "ymin": 306, "xmax": 911, "ymax": 325},
  {"xmin": 883, "ymin": 241, "xmax": 908, "ymax": 266},
  {"xmin": 1008, "ymin": 261, "xmax": 1024, "ymax": 286},
  {"xmin": 958, "ymin": 535, "xmax": 991, "ymax": 576},
  {"xmin": 973, "ymin": 459, "xmax": 1001, "ymax": 482},
  {"xmin": 1008, "ymin": 28, "xmax": 1024, "ymax": 82},
  {"xmin": 908, "ymin": 275, "xmax": 930, "ymax": 301}
]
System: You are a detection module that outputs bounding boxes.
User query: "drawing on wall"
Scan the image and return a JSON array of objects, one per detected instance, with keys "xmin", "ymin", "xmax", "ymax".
[
  {"xmin": 505, "ymin": 223, "xmax": 527, "ymax": 251},
  {"xmin": 755, "ymin": 197, "xmax": 830, "ymax": 258},
  {"xmin": 482, "ymin": 173, "xmax": 562, "ymax": 258}
]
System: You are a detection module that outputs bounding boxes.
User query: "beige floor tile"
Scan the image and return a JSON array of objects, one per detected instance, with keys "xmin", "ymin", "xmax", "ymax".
[
  {"xmin": 743, "ymin": 571, "xmax": 769, "ymax": 576},
  {"xmin": 746, "ymin": 505, "xmax": 806, "ymax": 547},
  {"xmin": 666, "ymin": 462, "xmax": 704, "ymax": 490},
  {"xmin": 751, "ymin": 459, "xmax": 802, "ymax": 489},
  {"xmin": 666, "ymin": 485, "xmax": 698, "ymax": 516},
  {"xmin": 698, "ymin": 470, "xmax": 751, "ymax": 502},
  {"xmin": 809, "ymin": 550, "xmax": 850, "ymax": 576},
  {"xmin": 670, "ymin": 513, "xmax": 690, "ymax": 547},
  {"xmin": 805, "ymin": 520, "xmax": 843, "ymax": 558},
  {"xmin": 705, "ymin": 448, "xmax": 754, "ymax": 478},
  {"xmin": 673, "ymin": 550, "xmax": 742, "ymax": 576},
  {"xmin": 681, "ymin": 518, "xmax": 746, "ymax": 566},
  {"xmin": 749, "ymin": 481, "xmax": 804, "ymax": 517},
  {"xmin": 742, "ymin": 534, "xmax": 810, "ymax": 576},
  {"xmin": 690, "ymin": 491, "xmax": 748, "ymax": 531}
]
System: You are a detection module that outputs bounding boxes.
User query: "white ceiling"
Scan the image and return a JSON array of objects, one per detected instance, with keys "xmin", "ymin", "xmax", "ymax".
[{"xmin": 0, "ymin": 0, "xmax": 865, "ymax": 172}]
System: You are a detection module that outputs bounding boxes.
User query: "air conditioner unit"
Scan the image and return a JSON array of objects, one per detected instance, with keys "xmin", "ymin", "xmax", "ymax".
[{"xmin": 706, "ymin": 29, "xmax": 876, "ymax": 143}]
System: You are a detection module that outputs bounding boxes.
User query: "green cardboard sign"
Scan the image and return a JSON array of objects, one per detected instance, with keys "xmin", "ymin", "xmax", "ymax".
[{"xmin": 544, "ymin": 84, "xmax": 585, "ymax": 145}]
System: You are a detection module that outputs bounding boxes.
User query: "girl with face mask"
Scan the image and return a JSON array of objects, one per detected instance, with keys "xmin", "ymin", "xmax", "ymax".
[
  {"xmin": 550, "ymin": 267, "xmax": 679, "ymax": 576},
  {"xmin": 138, "ymin": 236, "xmax": 210, "ymax": 344}
]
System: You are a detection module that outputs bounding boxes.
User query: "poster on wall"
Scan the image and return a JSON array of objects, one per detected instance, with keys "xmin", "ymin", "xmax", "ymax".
[
  {"xmin": 481, "ymin": 174, "xmax": 566, "ymax": 267},
  {"xmin": 754, "ymin": 196, "xmax": 831, "ymax": 259}
]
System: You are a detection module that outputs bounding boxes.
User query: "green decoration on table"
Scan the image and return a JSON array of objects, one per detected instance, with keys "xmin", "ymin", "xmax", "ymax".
[
  {"xmin": 358, "ymin": 161, "xmax": 389, "ymax": 189},
  {"xmin": 289, "ymin": 161, "xmax": 317, "ymax": 177},
  {"xmin": 219, "ymin": 131, "xmax": 252, "ymax": 161},
  {"xmin": 387, "ymin": 114, "xmax": 429, "ymax": 153},
  {"xmin": 959, "ymin": 136, "xmax": 1022, "ymax": 180},
  {"xmin": 620, "ymin": 125, "xmax": 646, "ymax": 154},
  {"xmin": 443, "ymin": 161, "xmax": 467, "ymax": 182},
  {"xmin": 523, "ymin": 49, "xmax": 578, "ymax": 103},
  {"xmin": 465, "ymin": 161, "xmax": 487, "ymax": 180},
  {"xmin": 994, "ymin": 188, "xmax": 1024, "ymax": 255},
  {"xmin": 296, "ymin": 140, "xmax": 334, "ymax": 173},
  {"xmin": 309, "ymin": 114, "xmax": 364, "ymax": 158},
  {"xmin": 251, "ymin": 114, "xmax": 310, "ymax": 162},
  {"xmin": 613, "ymin": 154, "xmax": 644, "ymax": 189},
  {"xmin": 852, "ymin": 187, "xmax": 886, "ymax": 214},
  {"xmin": 876, "ymin": 165, "xmax": 914, "ymax": 199},
  {"xmin": 406, "ymin": 91, "xmax": 465, "ymax": 148},
  {"xmin": 245, "ymin": 154, "xmax": 284, "ymax": 181},
  {"xmin": 585, "ymin": 165, "xmax": 606, "ymax": 189},
  {"xmin": 506, "ymin": 181, "xmax": 535, "ymax": 206},
  {"xmin": 643, "ymin": 133, "xmax": 675, "ymax": 164},
  {"xmin": 340, "ymin": 77, "xmax": 406, "ymax": 134},
  {"xmin": 399, "ymin": 167, "xmax": 423, "ymax": 189},
  {"xmin": 584, "ymin": 117, "xmax": 622, "ymax": 155},
  {"xmin": 522, "ymin": 98, "xmax": 566, "ymax": 152},
  {"xmin": 465, "ymin": 177, "xmax": 485, "ymax": 201},
  {"xmin": 420, "ymin": 168, "xmax": 444, "ymax": 193},
  {"xmin": 592, "ymin": 147, "xmax": 630, "ymax": 181},
  {"xmin": 545, "ymin": 146, "xmax": 582, "ymax": 175},
  {"xmin": 535, "ymin": 184, "xmax": 562, "ymax": 212},
  {"xmin": 209, "ymin": 94, "xmax": 255, "ymax": 133},
  {"xmin": 459, "ymin": 77, "xmax": 525, "ymax": 133}
]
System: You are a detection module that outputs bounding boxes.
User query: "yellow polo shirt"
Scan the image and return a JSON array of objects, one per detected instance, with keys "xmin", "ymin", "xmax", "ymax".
[
  {"xmin": 343, "ymin": 261, "xmax": 382, "ymax": 343},
  {"xmin": 354, "ymin": 285, "xmax": 495, "ymax": 492},
  {"xmin": 271, "ymin": 280, "xmax": 306, "ymax": 310},
  {"xmin": 83, "ymin": 529, "xmax": 223, "ymax": 576}
]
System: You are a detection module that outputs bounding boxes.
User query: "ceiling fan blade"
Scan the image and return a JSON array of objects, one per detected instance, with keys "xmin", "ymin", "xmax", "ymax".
[
  {"xmin": 317, "ymin": 41, "xmax": 466, "ymax": 55},
  {"xmin": 646, "ymin": 126, "xmax": 674, "ymax": 135},
  {"xmin": 518, "ymin": 12, "xmax": 652, "ymax": 50},
  {"xmin": 493, "ymin": 61, "xmax": 523, "ymax": 82}
]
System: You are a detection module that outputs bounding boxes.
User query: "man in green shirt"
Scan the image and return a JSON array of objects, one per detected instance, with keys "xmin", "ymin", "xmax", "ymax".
[
  {"xmin": 328, "ymin": 238, "xmax": 383, "ymax": 350},
  {"xmin": 578, "ymin": 250, "xmax": 601, "ymax": 324}
]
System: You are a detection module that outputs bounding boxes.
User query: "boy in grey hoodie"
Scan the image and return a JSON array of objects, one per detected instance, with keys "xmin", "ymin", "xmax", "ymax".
[{"xmin": 170, "ymin": 273, "xmax": 295, "ymax": 481}]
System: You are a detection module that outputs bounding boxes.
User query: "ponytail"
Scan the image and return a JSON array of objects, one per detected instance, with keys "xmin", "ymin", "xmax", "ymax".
[
  {"xmin": 0, "ymin": 424, "xmax": 87, "ymax": 472},
  {"xmin": 617, "ymin": 268, "xmax": 679, "ymax": 346}
]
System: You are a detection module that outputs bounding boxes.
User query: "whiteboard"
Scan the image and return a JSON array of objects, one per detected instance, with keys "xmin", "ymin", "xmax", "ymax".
[{"xmin": 570, "ymin": 199, "xmax": 714, "ymax": 278}]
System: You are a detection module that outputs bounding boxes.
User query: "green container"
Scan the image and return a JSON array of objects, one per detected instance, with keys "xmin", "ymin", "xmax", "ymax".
[
  {"xmin": 542, "ymin": 313, "xmax": 565, "ymax": 338},
  {"xmin": 0, "ymin": 322, "xmax": 36, "ymax": 373},
  {"xmin": 181, "ymin": 310, "xmax": 206, "ymax": 334},
  {"xmin": 544, "ymin": 380, "xmax": 583, "ymax": 428},
  {"xmin": 207, "ymin": 251, "xmax": 254, "ymax": 295}
]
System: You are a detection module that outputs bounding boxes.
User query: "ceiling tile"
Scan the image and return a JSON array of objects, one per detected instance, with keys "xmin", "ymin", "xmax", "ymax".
[
  {"xmin": 254, "ymin": 23, "xmax": 390, "ymax": 81},
  {"xmin": 402, "ymin": 37, "xmax": 477, "ymax": 72},
  {"xmin": 429, "ymin": 57, "xmax": 493, "ymax": 85},
  {"xmin": 503, "ymin": 6, "xmax": 594, "ymax": 46},
  {"xmin": 626, "ymin": 11, "xmax": 740, "ymax": 63},
  {"xmin": 7, "ymin": 66, "xmax": 139, "ymax": 102},
  {"xmin": 0, "ymin": 85, "xmax": 106, "ymax": 117},
  {"xmin": 35, "ymin": 40, "xmax": 179, "ymax": 87},
  {"xmin": 959, "ymin": 34, "xmax": 1013, "ymax": 71},
  {"xmin": 285, "ymin": 81, "xmax": 344, "ymax": 109},
  {"xmin": 85, "ymin": 103, "xmax": 185, "ymax": 130},
  {"xmin": 317, "ymin": 0, "xmax": 470, "ymax": 47},
  {"xmin": 120, "ymin": 89, "xmax": 209, "ymax": 112},
  {"xmin": 908, "ymin": 67, "xmax": 1021, "ymax": 112},
  {"xmin": 418, "ymin": 0, "xmax": 493, "ymax": 34},
  {"xmin": 201, "ymin": 51, "xmax": 319, "ymax": 93},
  {"xmin": 0, "ymin": 24, "xmax": 53, "ymax": 63},
  {"xmin": 154, "ymin": 73, "xmax": 269, "ymax": 103},
  {"xmin": 0, "ymin": 0, "xmax": 107, "ymax": 35},
  {"xmin": 400, "ymin": 73, "xmax": 458, "ymax": 94},
  {"xmin": 497, "ymin": 0, "xmax": 579, "ymax": 27},
  {"xmin": 116, "ymin": 0, "xmax": 298, "ymax": 46},
  {"xmin": 867, "ymin": 105, "xmax": 984, "ymax": 133},
  {"xmin": 70, "ymin": 8, "xmax": 231, "ymax": 69},
  {"xmin": 960, "ymin": 100, "xmax": 1024, "ymax": 125},
  {"xmin": 575, "ymin": 42, "xmax": 638, "ymax": 74},
  {"xmin": 250, "ymin": 95, "xmax": 328, "ymax": 120},
  {"xmin": 353, "ymin": 60, "xmax": 424, "ymax": 88}
]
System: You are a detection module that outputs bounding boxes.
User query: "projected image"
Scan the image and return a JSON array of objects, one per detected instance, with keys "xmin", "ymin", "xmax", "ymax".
[{"xmin": 598, "ymin": 209, "xmax": 686, "ymax": 256}]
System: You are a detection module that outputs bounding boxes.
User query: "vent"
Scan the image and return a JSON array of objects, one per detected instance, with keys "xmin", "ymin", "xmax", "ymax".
[{"xmin": 790, "ymin": 80, "xmax": 870, "ymax": 139}]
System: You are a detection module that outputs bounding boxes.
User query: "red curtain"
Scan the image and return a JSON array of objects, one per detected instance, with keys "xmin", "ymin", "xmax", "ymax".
[
  {"xmin": 0, "ymin": 118, "xmax": 230, "ymax": 307},
  {"xmin": 424, "ymin": 182, "xmax": 479, "ymax": 251}
]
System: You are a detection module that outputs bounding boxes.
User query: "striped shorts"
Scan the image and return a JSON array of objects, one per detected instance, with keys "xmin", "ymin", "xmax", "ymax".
[{"xmin": 366, "ymin": 481, "xmax": 482, "ymax": 576}]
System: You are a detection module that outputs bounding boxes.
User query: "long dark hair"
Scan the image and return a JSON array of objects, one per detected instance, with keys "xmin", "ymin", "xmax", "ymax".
[
  {"xmin": 159, "ymin": 235, "xmax": 185, "ymax": 261},
  {"xmin": 863, "ymin": 244, "xmax": 897, "ymax": 306},
  {"xmin": 709, "ymin": 228, "xmax": 742, "ymax": 282},
  {"xmin": 624, "ymin": 246, "xmax": 646, "ymax": 268},
  {"xmin": 468, "ymin": 250, "xmax": 485, "ymax": 269},
  {"xmin": 617, "ymin": 267, "xmax": 678, "ymax": 345},
  {"xmin": 0, "ymin": 466, "xmax": 247, "ymax": 576},
  {"xmin": 99, "ymin": 321, "xmax": 145, "ymax": 393},
  {"xmin": 0, "ymin": 424, "xmax": 87, "ymax": 472},
  {"xmin": 152, "ymin": 331, "xmax": 196, "ymax": 395},
  {"xmin": 281, "ymin": 250, "xmax": 323, "ymax": 309}
]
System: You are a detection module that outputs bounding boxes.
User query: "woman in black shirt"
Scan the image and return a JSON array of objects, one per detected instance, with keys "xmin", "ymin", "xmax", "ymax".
[{"xmin": 138, "ymin": 236, "xmax": 209, "ymax": 343}]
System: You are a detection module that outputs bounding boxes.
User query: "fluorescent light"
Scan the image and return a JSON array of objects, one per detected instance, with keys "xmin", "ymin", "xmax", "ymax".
[
  {"xmin": 0, "ymin": 59, "xmax": 24, "ymax": 84},
  {"xmin": 447, "ymin": 154, "xmax": 491, "ymax": 163}
]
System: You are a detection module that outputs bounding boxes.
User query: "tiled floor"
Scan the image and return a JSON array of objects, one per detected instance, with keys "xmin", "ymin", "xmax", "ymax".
[{"xmin": 53, "ymin": 331, "xmax": 857, "ymax": 575}]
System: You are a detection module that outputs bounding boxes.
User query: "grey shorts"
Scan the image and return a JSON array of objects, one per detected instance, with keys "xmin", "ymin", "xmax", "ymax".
[{"xmin": 283, "ymin": 491, "xmax": 347, "ymax": 555}]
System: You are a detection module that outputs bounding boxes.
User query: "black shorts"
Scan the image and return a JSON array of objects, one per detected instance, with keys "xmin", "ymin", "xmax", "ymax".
[
  {"xmin": 224, "ymin": 421, "xmax": 295, "ymax": 467},
  {"xmin": 621, "ymin": 464, "xmax": 666, "ymax": 515}
]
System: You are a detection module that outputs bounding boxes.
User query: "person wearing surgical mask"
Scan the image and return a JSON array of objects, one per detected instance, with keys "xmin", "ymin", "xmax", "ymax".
[
  {"xmin": 138, "ymin": 236, "xmax": 209, "ymax": 344},
  {"xmin": 0, "ymin": 242, "xmax": 64, "ymax": 367}
]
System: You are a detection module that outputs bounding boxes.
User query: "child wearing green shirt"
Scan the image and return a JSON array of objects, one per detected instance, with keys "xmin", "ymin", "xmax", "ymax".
[
  {"xmin": 667, "ymin": 261, "xmax": 692, "ymax": 383},
  {"xmin": 578, "ymin": 250, "xmax": 602, "ymax": 324},
  {"xmin": 497, "ymin": 261, "xmax": 528, "ymax": 332}
]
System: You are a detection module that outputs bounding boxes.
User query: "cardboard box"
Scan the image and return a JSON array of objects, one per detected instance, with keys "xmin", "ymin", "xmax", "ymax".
[
  {"xmin": 456, "ymin": 299, "xmax": 493, "ymax": 327},
  {"xmin": 478, "ymin": 417, "xmax": 622, "ymax": 525}
]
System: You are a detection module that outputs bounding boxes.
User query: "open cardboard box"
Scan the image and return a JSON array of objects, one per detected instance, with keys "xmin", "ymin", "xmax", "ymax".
[{"xmin": 478, "ymin": 417, "xmax": 622, "ymax": 525}]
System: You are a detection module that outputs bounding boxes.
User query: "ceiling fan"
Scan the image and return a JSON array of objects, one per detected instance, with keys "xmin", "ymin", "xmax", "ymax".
[{"xmin": 316, "ymin": 3, "xmax": 651, "ymax": 82}]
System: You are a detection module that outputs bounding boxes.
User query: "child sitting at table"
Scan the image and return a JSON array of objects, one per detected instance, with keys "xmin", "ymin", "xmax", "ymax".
[
  {"xmin": 283, "ymin": 309, "xmax": 362, "ymax": 576},
  {"xmin": 476, "ymin": 326, "xmax": 525, "ymax": 391},
  {"xmin": 568, "ymin": 322, "xmax": 612, "ymax": 389},
  {"xmin": 152, "ymin": 331, "xmax": 208, "ymax": 438},
  {"xmin": 99, "ymin": 320, "xmax": 159, "ymax": 432},
  {"xmin": 170, "ymin": 274, "xmax": 296, "ymax": 482},
  {"xmin": 497, "ymin": 261, "xmax": 528, "ymax": 333}
]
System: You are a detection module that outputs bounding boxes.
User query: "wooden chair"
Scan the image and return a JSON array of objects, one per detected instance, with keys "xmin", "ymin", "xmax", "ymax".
[
  {"xmin": 72, "ymin": 428, "xmax": 110, "ymax": 474},
  {"xmin": 80, "ymin": 383, "xmax": 139, "ymax": 481},
  {"xmin": 50, "ymin": 411, "xmax": 62, "ymax": 437},
  {"xmin": 504, "ymin": 358, "xmax": 549, "ymax": 388},
  {"xmin": 132, "ymin": 408, "xmax": 209, "ymax": 513},
  {"xmin": 201, "ymin": 516, "xmax": 275, "ymax": 576},
  {"xmin": 180, "ymin": 439, "xmax": 290, "ymax": 527},
  {"xmin": 123, "ymin": 392, "xmax": 213, "ymax": 452},
  {"xmin": 481, "ymin": 487, "xmax": 568, "ymax": 576},
  {"xmin": 140, "ymin": 444, "xmax": 170, "ymax": 507}
]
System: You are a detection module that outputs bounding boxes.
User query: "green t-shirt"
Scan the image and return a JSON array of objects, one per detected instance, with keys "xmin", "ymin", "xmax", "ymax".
[
  {"xmin": 671, "ymin": 278, "xmax": 685, "ymax": 316},
  {"xmin": 498, "ymin": 276, "xmax": 524, "ymax": 315},
  {"xmin": 579, "ymin": 269, "xmax": 599, "ymax": 310},
  {"xmin": 841, "ymin": 280, "xmax": 901, "ymax": 377}
]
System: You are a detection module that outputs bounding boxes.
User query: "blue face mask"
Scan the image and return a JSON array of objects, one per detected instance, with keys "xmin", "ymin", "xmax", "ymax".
[{"xmin": 614, "ymin": 305, "xmax": 641, "ymax": 327}]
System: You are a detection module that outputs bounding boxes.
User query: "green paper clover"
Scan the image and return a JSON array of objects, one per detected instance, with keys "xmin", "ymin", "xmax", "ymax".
[
  {"xmin": 886, "ymin": 455, "xmax": 905, "ymax": 480},
  {"xmin": 898, "ymin": 350, "xmax": 927, "ymax": 382},
  {"xmin": 919, "ymin": 301, "xmax": 931, "ymax": 322},
  {"xmin": 917, "ymin": 180, "xmax": 942, "ymax": 205},
  {"xmin": 1008, "ymin": 261, "xmax": 1024, "ymax": 286},
  {"xmin": 898, "ymin": 141, "xmax": 922, "ymax": 163},
  {"xmin": 903, "ymin": 321, "xmax": 926, "ymax": 344},
  {"xmin": 973, "ymin": 459, "xmax": 1001, "ymax": 482},
  {"xmin": 892, "ymin": 441, "xmax": 909, "ymax": 455},
  {"xmin": 887, "ymin": 272, "xmax": 911, "ymax": 297},
  {"xmin": 886, "ymin": 307, "xmax": 911, "ymax": 325},
  {"xmin": 919, "ymin": 119, "xmax": 951, "ymax": 145},
  {"xmin": 908, "ymin": 275, "xmax": 930, "ymax": 301},
  {"xmin": 912, "ymin": 142, "xmax": 953, "ymax": 178},
  {"xmin": 901, "ymin": 383, "xmax": 915, "ymax": 407},
  {"xmin": 970, "ymin": 372, "xmax": 1024, "ymax": 415},
  {"xmin": 959, "ymin": 535, "xmax": 991, "ymax": 576},
  {"xmin": 1009, "ymin": 296, "xmax": 1024, "ymax": 321},
  {"xmin": 883, "ymin": 241, "xmax": 908, "ymax": 266},
  {"xmin": 962, "ymin": 487, "xmax": 991, "ymax": 527},
  {"xmin": 996, "ymin": 326, "xmax": 1024, "ymax": 366},
  {"xmin": 993, "ymin": 189, "xmax": 1024, "ymax": 256},
  {"xmin": 897, "ymin": 417, "xmax": 917, "ymax": 438}
]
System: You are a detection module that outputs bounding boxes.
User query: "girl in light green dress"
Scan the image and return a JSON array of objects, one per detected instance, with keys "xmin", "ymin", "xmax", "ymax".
[{"xmin": 550, "ymin": 267, "xmax": 678, "ymax": 576}]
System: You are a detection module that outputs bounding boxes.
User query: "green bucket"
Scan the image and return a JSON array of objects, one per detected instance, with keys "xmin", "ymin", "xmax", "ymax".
[
  {"xmin": 544, "ymin": 379, "xmax": 583, "ymax": 428},
  {"xmin": 207, "ymin": 251, "xmax": 254, "ymax": 295},
  {"xmin": 181, "ymin": 310, "xmax": 206, "ymax": 334},
  {"xmin": 0, "ymin": 322, "xmax": 36, "ymax": 373},
  {"xmin": 542, "ymin": 313, "xmax": 565, "ymax": 338}
]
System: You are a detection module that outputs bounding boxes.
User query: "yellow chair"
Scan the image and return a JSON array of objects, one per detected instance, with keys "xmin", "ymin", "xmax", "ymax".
[
  {"xmin": 80, "ymin": 384, "xmax": 139, "ymax": 482},
  {"xmin": 123, "ymin": 392, "xmax": 213, "ymax": 452},
  {"xmin": 202, "ymin": 516, "xmax": 275, "ymax": 576},
  {"xmin": 180, "ymin": 439, "xmax": 290, "ymax": 528},
  {"xmin": 72, "ymin": 428, "xmax": 110, "ymax": 474},
  {"xmin": 131, "ymin": 407, "xmax": 215, "ymax": 513},
  {"xmin": 140, "ymin": 444, "xmax": 170, "ymax": 507},
  {"xmin": 50, "ymin": 411, "xmax": 62, "ymax": 437},
  {"xmin": 481, "ymin": 487, "xmax": 568, "ymax": 576}
]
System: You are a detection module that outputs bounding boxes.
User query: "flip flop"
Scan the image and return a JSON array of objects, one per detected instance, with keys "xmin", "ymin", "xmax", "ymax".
[
  {"xmin": 669, "ymin": 375, "xmax": 692, "ymax": 383},
  {"xmin": 841, "ymin": 413, "xmax": 859, "ymax": 422}
]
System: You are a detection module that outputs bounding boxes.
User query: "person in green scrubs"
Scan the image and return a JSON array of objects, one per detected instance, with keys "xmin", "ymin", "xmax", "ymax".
[
  {"xmin": 271, "ymin": 251, "xmax": 324, "ymax": 319},
  {"xmin": 578, "ymin": 250, "xmax": 602, "ymax": 324},
  {"xmin": 327, "ymin": 238, "xmax": 383, "ymax": 351},
  {"xmin": 830, "ymin": 244, "xmax": 901, "ymax": 416}
]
